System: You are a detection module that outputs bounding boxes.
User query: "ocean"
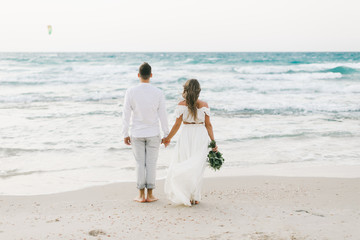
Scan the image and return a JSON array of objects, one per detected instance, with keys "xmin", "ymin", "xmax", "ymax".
[{"xmin": 1, "ymin": 52, "xmax": 360, "ymax": 195}]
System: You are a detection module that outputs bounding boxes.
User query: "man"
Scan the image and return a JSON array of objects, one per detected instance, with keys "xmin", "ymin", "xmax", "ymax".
[{"xmin": 122, "ymin": 62, "xmax": 169, "ymax": 203}]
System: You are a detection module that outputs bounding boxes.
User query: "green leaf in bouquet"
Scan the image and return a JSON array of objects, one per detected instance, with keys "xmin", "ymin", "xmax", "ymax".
[{"xmin": 208, "ymin": 140, "xmax": 216, "ymax": 148}]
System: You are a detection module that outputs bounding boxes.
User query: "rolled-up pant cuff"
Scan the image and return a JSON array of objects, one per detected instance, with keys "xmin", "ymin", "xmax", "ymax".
[
  {"xmin": 146, "ymin": 184, "xmax": 155, "ymax": 189},
  {"xmin": 137, "ymin": 184, "xmax": 145, "ymax": 190}
]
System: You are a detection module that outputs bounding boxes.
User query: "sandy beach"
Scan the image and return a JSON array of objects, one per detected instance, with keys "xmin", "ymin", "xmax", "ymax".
[{"xmin": 1, "ymin": 176, "xmax": 359, "ymax": 240}]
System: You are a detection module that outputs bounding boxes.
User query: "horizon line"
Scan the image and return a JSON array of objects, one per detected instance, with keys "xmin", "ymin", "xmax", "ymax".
[{"xmin": 1, "ymin": 51, "xmax": 360, "ymax": 53}]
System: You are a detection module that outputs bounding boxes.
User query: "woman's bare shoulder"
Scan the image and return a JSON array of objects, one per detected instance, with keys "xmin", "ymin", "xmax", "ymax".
[
  {"xmin": 178, "ymin": 100, "xmax": 186, "ymax": 106},
  {"xmin": 197, "ymin": 100, "xmax": 209, "ymax": 108}
]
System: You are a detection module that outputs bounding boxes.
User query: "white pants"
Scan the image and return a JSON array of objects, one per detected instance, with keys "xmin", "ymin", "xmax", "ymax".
[{"xmin": 131, "ymin": 135, "xmax": 161, "ymax": 189}]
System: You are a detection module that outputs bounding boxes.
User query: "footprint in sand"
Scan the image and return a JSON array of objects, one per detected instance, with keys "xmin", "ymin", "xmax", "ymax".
[{"xmin": 88, "ymin": 229, "xmax": 106, "ymax": 237}]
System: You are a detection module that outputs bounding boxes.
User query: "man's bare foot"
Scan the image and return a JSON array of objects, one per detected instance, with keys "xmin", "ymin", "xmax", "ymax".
[
  {"xmin": 134, "ymin": 196, "xmax": 146, "ymax": 203},
  {"xmin": 146, "ymin": 195, "xmax": 158, "ymax": 202},
  {"xmin": 134, "ymin": 189, "xmax": 146, "ymax": 203},
  {"xmin": 146, "ymin": 189, "xmax": 158, "ymax": 202}
]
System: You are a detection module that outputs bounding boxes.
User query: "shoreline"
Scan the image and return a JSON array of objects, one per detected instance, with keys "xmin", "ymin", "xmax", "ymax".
[
  {"xmin": 1, "ymin": 176, "xmax": 359, "ymax": 239},
  {"xmin": 1, "ymin": 164, "xmax": 360, "ymax": 197}
]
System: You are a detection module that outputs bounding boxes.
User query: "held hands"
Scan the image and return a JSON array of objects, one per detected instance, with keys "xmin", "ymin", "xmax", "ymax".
[
  {"xmin": 161, "ymin": 137, "xmax": 171, "ymax": 148},
  {"xmin": 124, "ymin": 136, "xmax": 131, "ymax": 145}
]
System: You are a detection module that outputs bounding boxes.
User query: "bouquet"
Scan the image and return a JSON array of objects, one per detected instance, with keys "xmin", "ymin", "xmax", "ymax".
[{"xmin": 207, "ymin": 140, "xmax": 225, "ymax": 171}]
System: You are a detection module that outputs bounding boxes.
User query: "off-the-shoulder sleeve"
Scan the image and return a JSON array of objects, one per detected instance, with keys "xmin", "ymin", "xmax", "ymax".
[
  {"xmin": 174, "ymin": 106, "xmax": 184, "ymax": 118},
  {"xmin": 203, "ymin": 107, "xmax": 211, "ymax": 116}
]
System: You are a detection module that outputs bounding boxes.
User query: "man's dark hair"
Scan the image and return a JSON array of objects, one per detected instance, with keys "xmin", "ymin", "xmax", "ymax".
[{"xmin": 139, "ymin": 62, "xmax": 152, "ymax": 79}]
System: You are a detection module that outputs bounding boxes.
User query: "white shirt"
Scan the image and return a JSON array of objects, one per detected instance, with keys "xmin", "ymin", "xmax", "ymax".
[{"xmin": 122, "ymin": 82, "xmax": 169, "ymax": 138}]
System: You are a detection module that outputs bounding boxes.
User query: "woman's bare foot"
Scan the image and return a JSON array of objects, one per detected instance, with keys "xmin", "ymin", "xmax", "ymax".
[{"xmin": 191, "ymin": 200, "xmax": 200, "ymax": 205}]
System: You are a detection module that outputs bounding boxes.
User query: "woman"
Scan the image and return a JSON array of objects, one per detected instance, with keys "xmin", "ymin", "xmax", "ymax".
[{"xmin": 163, "ymin": 79, "xmax": 218, "ymax": 206}]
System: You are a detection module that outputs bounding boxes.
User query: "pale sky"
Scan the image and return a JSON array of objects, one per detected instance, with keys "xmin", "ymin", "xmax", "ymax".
[{"xmin": 0, "ymin": 0, "xmax": 359, "ymax": 52}]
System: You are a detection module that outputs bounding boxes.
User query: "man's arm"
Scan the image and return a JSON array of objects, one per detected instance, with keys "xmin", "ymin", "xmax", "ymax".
[
  {"xmin": 158, "ymin": 92, "xmax": 169, "ymax": 138},
  {"xmin": 122, "ymin": 89, "xmax": 132, "ymax": 145}
]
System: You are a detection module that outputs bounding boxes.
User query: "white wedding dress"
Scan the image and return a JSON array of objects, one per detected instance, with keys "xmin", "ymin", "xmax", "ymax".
[{"xmin": 164, "ymin": 105, "xmax": 210, "ymax": 206}]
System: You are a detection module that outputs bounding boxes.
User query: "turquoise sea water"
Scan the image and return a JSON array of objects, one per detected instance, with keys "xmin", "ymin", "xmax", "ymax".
[{"xmin": 1, "ymin": 52, "xmax": 360, "ymax": 195}]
